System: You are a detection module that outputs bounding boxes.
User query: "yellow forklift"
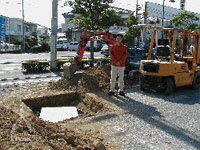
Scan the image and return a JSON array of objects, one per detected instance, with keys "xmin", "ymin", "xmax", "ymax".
[{"xmin": 139, "ymin": 26, "xmax": 200, "ymax": 95}]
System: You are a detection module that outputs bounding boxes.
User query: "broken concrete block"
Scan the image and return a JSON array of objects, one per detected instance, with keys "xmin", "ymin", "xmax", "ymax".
[{"xmin": 63, "ymin": 63, "xmax": 80, "ymax": 79}]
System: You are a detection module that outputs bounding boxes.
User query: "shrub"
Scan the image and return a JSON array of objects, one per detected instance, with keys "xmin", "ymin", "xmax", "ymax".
[
  {"xmin": 22, "ymin": 59, "xmax": 49, "ymax": 72},
  {"xmin": 29, "ymin": 41, "xmax": 50, "ymax": 53},
  {"xmin": 57, "ymin": 59, "xmax": 69, "ymax": 70},
  {"xmin": 99, "ymin": 57, "xmax": 111, "ymax": 64},
  {"xmin": 21, "ymin": 57, "xmax": 110, "ymax": 72}
]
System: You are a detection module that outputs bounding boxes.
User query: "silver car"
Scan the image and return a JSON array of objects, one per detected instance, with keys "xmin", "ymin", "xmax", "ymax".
[{"xmin": 100, "ymin": 45, "xmax": 109, "ymax": 57}]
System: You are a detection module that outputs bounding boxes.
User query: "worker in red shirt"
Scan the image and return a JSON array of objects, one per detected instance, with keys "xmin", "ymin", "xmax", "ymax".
[{"xmin": 108, "ymin": 34, "xmax": 128, "ymax": 96}]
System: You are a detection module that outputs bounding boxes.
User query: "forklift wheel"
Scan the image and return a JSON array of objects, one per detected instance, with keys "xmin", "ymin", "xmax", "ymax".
[
  {"xmin": 163, "ymin": 78, "xmax": 174, "ymax": 95},
  {"xmin": 139, "ymin": 75, "xmax": 145, "ymax": 91},
  {"xmin": 192, "ymin": 72, "xmax": 200, "ymax": 89}
]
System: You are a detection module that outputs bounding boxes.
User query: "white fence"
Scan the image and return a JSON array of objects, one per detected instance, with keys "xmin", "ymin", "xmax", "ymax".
[{"xmin": 0, "ymin": 45, "xmax": 21, "ymax": 53}]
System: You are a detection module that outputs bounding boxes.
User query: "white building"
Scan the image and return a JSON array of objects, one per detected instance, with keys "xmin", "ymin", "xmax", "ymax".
[
  {"xmin": 140, "ymin": 2, "xmax": 200, "ymax": 44},
  {"xmin": 146, "ymin": 1, "xmax": 200, "ymax": 26},
  {"xmin": 7, "ymin": 18, "xmax": 37, "ymax": 42},
  {"xmin": 37, "ymin": 26, "xmax": 50, "ymax": 40},
  {"xmin": 61, "ymin": 13, "xmax": 79, "ymax": 33},
  {"xmin": 61, "ymin": 7, "xmax": 132, "ymax": 41},
  {"xmin": 109, "ymin": 25, "xmax": 128, "ymax": 35}
]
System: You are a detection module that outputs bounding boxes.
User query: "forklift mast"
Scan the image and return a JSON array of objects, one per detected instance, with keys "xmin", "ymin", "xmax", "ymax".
[{"xmin": 192, "ymin": 31, "xmax": 200, "ymax": 64}]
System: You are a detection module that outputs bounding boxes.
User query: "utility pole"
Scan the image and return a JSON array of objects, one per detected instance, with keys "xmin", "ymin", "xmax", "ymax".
[
  {"xmin": 88, "ymin": 0, "xmax": 94, "ymax": 67},
  {"xmin": 142, "ymin": 2, "xmax": 148, "ymax": 47},
  {"xmin": 50, "ymin": 0, "xmax": 58, "ymax": 70},
  {"xmin": 22, "ymin": 0, "xmax": 25, "ymax": 53},
  {"xmin": 136, "ymin": 0, "xmax": 139, "ymax": 18},
  {"xmin": 8, "ymin": 18, "xmax": 10, "ymax": 49},
  {"xmin": 180, "ymin": 0, "xmax": 186, "ymax": 10},
  {"xmin": 162, "ymin": 0, "xmax": 175, "ymax": 44},
  {"xmin": 161, "ymin": 0, "xmax": 165, "ymax": 44}
]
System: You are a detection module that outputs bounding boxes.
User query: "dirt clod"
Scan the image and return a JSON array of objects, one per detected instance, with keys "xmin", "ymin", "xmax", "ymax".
[{"xmin": 95, "ymin": 142, "xmax": 107, "ymax": 150}]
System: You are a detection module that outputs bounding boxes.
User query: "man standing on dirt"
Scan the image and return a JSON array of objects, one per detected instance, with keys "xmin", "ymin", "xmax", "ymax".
[{"xmin": 108, "ymin": 34, "xmax": 128, "ymax": 96}]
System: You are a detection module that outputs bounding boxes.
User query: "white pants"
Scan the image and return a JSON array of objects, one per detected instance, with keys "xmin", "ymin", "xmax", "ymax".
[{"xmin": 110, "ymin": 65, "xmax": 125, "ymax": 92}]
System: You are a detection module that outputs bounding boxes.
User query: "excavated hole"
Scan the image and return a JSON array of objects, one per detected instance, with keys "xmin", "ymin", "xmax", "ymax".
[
  {"xmin": 22, "ymin": 92, "xmax": 106, "ymax": 122},
  {"xmin": 22, "ymin": 92, "xmax": 83, "ymax": 122}
]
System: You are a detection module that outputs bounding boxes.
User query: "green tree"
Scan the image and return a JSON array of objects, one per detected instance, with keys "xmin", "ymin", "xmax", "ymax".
[
  {"xmin": 172, "ymin": 11, "xmax": 200, "ymax": 30},
  {"xmin": 124, "ymin": 12, "xmax": 140, "ymax": 46},
  {"xmin": 67, "ymin": 0, "xmax": 121, "ymax": 30}
]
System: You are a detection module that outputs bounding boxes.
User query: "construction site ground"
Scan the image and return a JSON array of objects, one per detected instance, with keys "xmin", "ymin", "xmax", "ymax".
[{"xmin": 0, "ymin": 65, "xmax": 200, "ymax": 150}]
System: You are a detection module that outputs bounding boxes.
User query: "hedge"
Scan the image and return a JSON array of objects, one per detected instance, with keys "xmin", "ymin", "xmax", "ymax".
[
  {"xmin": 22, "ymin": 59, "xmax": 49, "ymax": 72},
  {"xmin": 22, "ymin": 57, "xmax": 111, "ymax": 72}
]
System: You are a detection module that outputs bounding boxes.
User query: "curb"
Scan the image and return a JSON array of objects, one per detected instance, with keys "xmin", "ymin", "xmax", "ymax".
[{"xmin": 0, "ymin": 74, "xmax": 62, "ymax": 82}]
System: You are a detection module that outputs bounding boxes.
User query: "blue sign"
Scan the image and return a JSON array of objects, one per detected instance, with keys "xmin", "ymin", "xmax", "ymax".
[{"xmin": 0, "ymin": 16, "xmax": 6, "ymax": 41}]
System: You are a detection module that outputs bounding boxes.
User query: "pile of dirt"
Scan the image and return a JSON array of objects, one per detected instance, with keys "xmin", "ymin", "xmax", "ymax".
[
  {"xmin": 49, "ymin": 65, "xmax": 138, "ymax": 93},
  {"xmin": 0, "ymin": 103, "xmax": 109, "ymax": 150},
  {"xmin": 49, "ymin": 65, "xmax": 111, "ymax": 93},
  {"xmin": 0, "ymin": 65, "xmax": 138, "ymax": 150}
]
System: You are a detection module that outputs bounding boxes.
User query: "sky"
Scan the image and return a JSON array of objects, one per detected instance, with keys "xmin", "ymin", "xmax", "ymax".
[{"xmin": 0, "ymin": 0, "xmax": 199, "ymax": 28}]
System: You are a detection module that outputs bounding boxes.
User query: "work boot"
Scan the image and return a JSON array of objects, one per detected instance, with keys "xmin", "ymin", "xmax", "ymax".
[
  {"xmin": 108, "ymin": 90, "xmax": 114, "ymax": 96},
  {"xmin": 119, "ymin": 91, "xmax": 125, "ymax": 96}
]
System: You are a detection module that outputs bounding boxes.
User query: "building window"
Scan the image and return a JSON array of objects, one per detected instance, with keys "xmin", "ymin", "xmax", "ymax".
[
  {"xmin": 26, "ymin": 26, "xmax": 29, "ymax": 32},
  {"xmin": 17, "ymin": 25, "xmax": 21, "ymax": 32},
  {"xmin": 30, "ymin": 27, "xmax": 33, "ymax": 32}
]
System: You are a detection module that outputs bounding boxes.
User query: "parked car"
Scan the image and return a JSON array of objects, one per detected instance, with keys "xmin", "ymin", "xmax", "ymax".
[
  {"xmin": 57, "ymin": 39, "xmax": 69, "ymax": 50},
  {"xmin": 100, "ymin": 44, "xmax": 109, "ymax": 57},
  {"xmin": 0, "ymin": 41, "xmax": 9, "ymax": 49},
  {"xmin": 86, "ymin": 40, "xmax": 102, "ymax": 51},
  {"xmin": 125, "ymin": 47, "xmax": 144, "ymax": 73},
  {"xmin": 0, "ymin": 41, "xmax": 16, "ymax": 52},
  {"xmin": 68, "ymin": 41, "xmax": 79, "ymax": 51}
]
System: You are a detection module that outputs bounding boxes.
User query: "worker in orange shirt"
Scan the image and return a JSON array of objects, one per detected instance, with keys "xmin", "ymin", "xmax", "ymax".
[{"xmin": 108, "ymin": 34, "xmax": 128, "ymax": 96}]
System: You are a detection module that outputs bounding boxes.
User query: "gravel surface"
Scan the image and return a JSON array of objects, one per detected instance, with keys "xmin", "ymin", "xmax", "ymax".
[
  {"xmin": 89, "ymin": 86, "xmax": 200, "ymax": 150},
  {"xmin": 0, "ymin": 63, "xmax": 199, "ymax": 149}
]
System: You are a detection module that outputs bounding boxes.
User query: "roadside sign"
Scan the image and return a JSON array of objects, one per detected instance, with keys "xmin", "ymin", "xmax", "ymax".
[{"xmin": 0, "ymin": 16, "xmax": 6, "ymax": 41}]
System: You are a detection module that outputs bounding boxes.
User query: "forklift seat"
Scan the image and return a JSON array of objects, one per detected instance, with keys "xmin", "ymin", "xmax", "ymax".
[{"xmin": 156, "ymin": 46, "xmax": 171, "ymax": 57}]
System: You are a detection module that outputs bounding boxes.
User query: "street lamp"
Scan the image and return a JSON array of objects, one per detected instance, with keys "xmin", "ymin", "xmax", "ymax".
[
  {"xmin": 136, "ymin": 0, "xmax": 138, "ymax": 18},
  {"xmin": 136, "ymin": 0, "xmax": 142, "ymax": 19},
  {"xmin": 162, "ymin": 0, "xmax": 175, "ymax": 44},
  {"xmin": 22, "ymin": 0, "xmax": 25, "ymax": 53}
]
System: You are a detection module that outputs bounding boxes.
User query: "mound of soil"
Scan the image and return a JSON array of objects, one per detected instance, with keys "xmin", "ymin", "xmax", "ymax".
[
  {"xmin": 49, "ymin": 65, "xmax": 111, "ymax": 93},
  {"xmin": 0, "ymin": 103, "xmax": 108, "ymax": 150},
  {"xmin": 0, "ymin": 65, "xmax": 138, "ymax": 150},
  {"xmin": 49, "ymin": 65, "xmax": 138, "ymax": 93}
]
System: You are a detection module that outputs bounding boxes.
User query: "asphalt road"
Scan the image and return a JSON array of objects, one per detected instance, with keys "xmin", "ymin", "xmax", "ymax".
[{"xmin": 0, "ymin": 51, "xmax": 102, "ymax": 86}]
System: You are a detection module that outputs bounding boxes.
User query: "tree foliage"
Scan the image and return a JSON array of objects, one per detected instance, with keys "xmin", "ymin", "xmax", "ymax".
[
  {"xmin": 67, "ymin": 0, "xmax": 121, "ymax": 30},
  {"xmin": 172, "ymin": 11, "xmax": 199, "ymax": 30},
  {"xmin": 124, "ymin": 12, "xmax": 140, "ymax": 45}
]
